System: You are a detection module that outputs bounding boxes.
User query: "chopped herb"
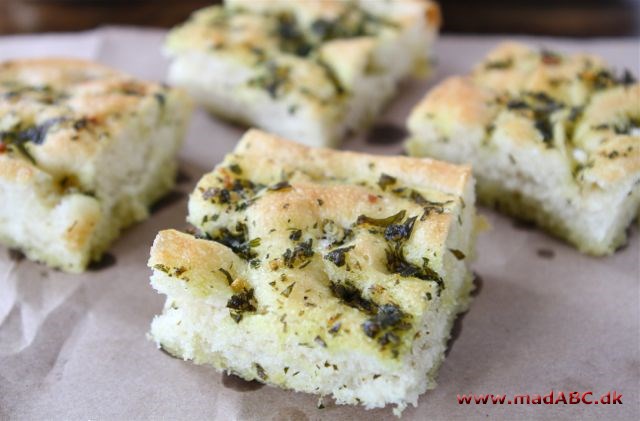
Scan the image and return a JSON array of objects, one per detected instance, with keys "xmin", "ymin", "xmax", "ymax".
[
  {"xmin": 485, "ymin": 58, "xmax": 513, "ymax": 70},
  {"xmin": 380, "ymin": 214, "xmax": 444, "ymax": 289},
  {"xmin": 254, "ymin": 363, "xmax": 268, "ymax": 381},
  {"xmin": 227, "ymin": 288, "xmax": 257, "ymax": 323},
  {"xmin": 210, "ymin": 222, "xmax": 260, "ymax": 260},
  {"xmin": 202, "ymin": 187, "xmax": 231, "ymax": 204},
  {"xmin": 229, "ymin": 163, "xmax": 242, "ymax": 175},
  {"xmin": 219, "ymin": 268, "xmax": 234, "ymax": 285},
  {"xmin": 324, "ymin": 245, "xmax": 355, "ymax": 267},
  {"xmin": 282, "ymin": 238, "xmax": 314, "ymax": 268},
  {"xmin": 310, "ymin": 18, "xmax": 333, "ymax": 39},
  {"xmin": 534, "ymin": 119, "xmax": 554, "ymax": 144},
  {"xmin": 154, "ymin": 92, "xmax": 166, "ymax": 107},
  {"xmin": 507, "ymin": 100, "xmax": 529, "ymax": 110},
  {"xmin": 298, "ymin": 259, "xmax": 312, "ymax": 269},
  {"xmin": 289, "ymin": 229, "xmax": 302, "ymax": 241},
  {"xmin": 268, "ymin": 181, "xmax": 292, "ymax": 191},
  {"xmin": 329, "ymin": 281, "xmax": 376, "ymax": 314},
  {"xmin": 73, "ymin": 118, "xmax": 89, "ymax": 130},
  {"xmin": 384, "ymin": 216, "xmax": 416, "ymax": 242},
  {"xmin": 377, "ymin": 173, "xmax": 397, "ymax": 190},
  {"xmin": 361, "ymin": 303, "xmax": 411, "ymax": 348},
  {"xmin": 356, "ymin": 210, "xmax": 406, "ymax": 228},
  {"xmin": 314, "ymin": 335, "xmax": 327, "ymax": 348},
  {"xmin": 277, "ymin": 13, "xmax": 312, "ymax": 56},
  {"xmin": 584, "ymin": 68, "xmax": 634, "ymax": 90},
  {"xmin": 321, "ymin": 220, "xmax": 352, "ymax": 247},
  {"xmin": 281, "ymin": 282, "xmax": 296, "ymax": 298},
  {"xmin": 0, "ymin": 117, "xmax": 66, "ymax": 163},
  {"xmin": 248, "ymin": 61, "xmax": 291, "ymax": 99},
  {"xmin": 505, "ymin": 91, "xmax": 563, "ymax": 146},
  {"xmin": 377, "ymin": 331, "xmax": 400, "ymax": 346},
  {"xmin": 22, "ymin": 117, "xmax": 66, "ymax": 145},
  {"xmin": 317, "ymin": 59, "xmax": 345, "ymax": 94},
  {"xmin": 317, "ymin": 198, "xmax": 324, "ymax": 206},
  {"xmin": 568, "ymin": 106, "xmax": 583, "ymax": 122}
]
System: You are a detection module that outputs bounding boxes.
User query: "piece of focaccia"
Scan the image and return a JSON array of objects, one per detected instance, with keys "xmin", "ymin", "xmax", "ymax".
[
  {"xmin": 164, "ymin": 0, "xmax": 440, "ymax": 147},
  {"xmin": 148, "ymin": 129, "xmax": 476, "ymax": 415},
  {"xmin": 0, "ymin": 58, "xmax": 192, "ymax": 272},
  {"xmin": 407, "ymin": 42, "xmax": 640, "ymax": 255}
]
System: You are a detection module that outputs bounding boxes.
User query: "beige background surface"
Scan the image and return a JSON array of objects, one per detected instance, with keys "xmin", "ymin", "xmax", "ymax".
[{"xmin": 0, "ymin": 28, "xmax": 638, "ymax": 420}]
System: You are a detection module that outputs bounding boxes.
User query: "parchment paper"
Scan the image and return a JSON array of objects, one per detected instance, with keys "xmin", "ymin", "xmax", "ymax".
[{"xmin": 0, "ymin": 27, "xmax": 638, "ymax": 420}]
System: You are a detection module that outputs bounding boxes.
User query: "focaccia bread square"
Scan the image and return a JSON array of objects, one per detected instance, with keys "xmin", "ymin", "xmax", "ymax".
[
  {"xmin": 407, "ymin": 42, "xmax": 640, "ymax": 255},
  {"xmin": 164, "ymin": 0, "xmax": 440, "ymax": 147},
  {"xmin": 0, "ymin": 58, "xmax": 192, "ymax": 272},
  {"xmin": 148, "ymin": 129, "xmax": 476, "ymax": 415}
]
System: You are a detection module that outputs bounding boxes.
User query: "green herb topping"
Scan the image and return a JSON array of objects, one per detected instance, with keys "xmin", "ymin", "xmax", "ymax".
[
  {"xmin": 380, "ymin": 214, "xmax": 445, "ymax": 289},
  {"xmin": 226, "ymin": 288, "xmax": 257, "ymax": 323},
  {"xmin": 0, "ymin": 117, "xmax": 66, "ymax": 163},
  {"xmin": 268, "ymin": 180, "xmax": 292, "ymax": 191},
  {"xmin": 219, "ymin": 267, "xmax": 234, "ymax": 284},
  {"xmin": 282, "ymin": 238, "xmax": 314, "ymax": 268},
  {"xmin": 209, "ymin": 222, "xmax": 260, "ymax": 260},
  {"xmin": 356, "ymin": 210, "xmax": 406, "ymax": 228},
  {"xmin": 324, "ymin": 245, "xmax": 355, "ymax": 267},
  {"xmin": 485, "ymin": 58, "xmax": 513, "ymax": 70},
  {"xmin": 329, "ymin": 280, "xmax": 412, "ymax": 356},
  {"xmin": 289, "ymin": 229, "xmax": 302, "ymax": 241},
  {"xmin": 254, "ymin": 363, "xmax": 268, "ymax": 380},
  {"xmin": 377, "ymin": 173, "xmax": 397, "ymax": 191}
]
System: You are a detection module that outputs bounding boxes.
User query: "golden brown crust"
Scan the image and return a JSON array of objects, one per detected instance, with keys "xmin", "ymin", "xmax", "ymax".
[
  {"xmin": 410, "ymin": 76, "xmax": 497, "ymax": 129},
  {"xmin": 236, "ymin": 129, "xmax": 471, "ymax": 197}
]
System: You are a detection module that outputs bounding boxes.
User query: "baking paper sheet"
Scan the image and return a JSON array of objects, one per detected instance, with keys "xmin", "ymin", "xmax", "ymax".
[{"xmin": 0, "ymin": 27, "xmax": 638, "ymax": 420}]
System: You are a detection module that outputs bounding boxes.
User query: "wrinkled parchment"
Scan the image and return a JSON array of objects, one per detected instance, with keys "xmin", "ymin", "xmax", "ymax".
[{"xmin": 0, "ymin": 27, "xmax": 638, "ymax": 420}]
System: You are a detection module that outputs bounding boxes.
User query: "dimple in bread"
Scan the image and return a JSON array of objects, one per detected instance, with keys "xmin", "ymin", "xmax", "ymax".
[
  {"xmin": 407, "ymin": 42, "xmax": 640, "ymax": 255},
  {"xmin": 0, "ymin": 58, "xmax": 192, "ymax": 272},
  {"xmin": 164, "ymin": 0, "xmax": 440, "ymax": 147},
  {"xmin": 148, "ymin": 129, "xmax": 477, "ymax": 415}
]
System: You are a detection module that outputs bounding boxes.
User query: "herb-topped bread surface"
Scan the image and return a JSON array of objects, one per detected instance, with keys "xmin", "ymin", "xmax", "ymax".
[
  {"xmin": 0, "ymin": 58, "xmax": 192, "ymax": 272},
  {"xmin": 164, "ymin": 0, "xmax": 440, "ymax": 147},
  {"xmin": 407, "ymin": 42, "xmax": 640, "ymax": 255},
  {"xmin": 148, "ymin": 129, "xmax": 477, "ymax": 415}
]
